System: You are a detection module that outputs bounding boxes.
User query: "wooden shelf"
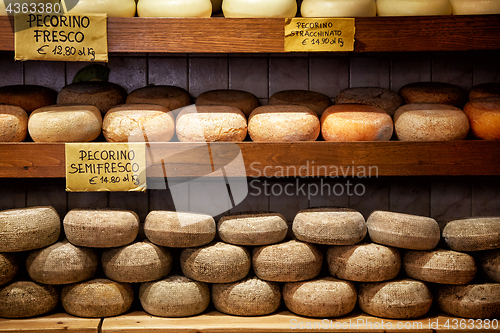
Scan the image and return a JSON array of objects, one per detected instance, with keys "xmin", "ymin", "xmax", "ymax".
[
  {"xmin": 1, "ymin": 141, "xmax": 499, "ymax": 178},
  {"xmin": 0, "ymin": 313, "xmax": 100, "ymax": 333},
  {"xmin": 1, "ymin": 15, "xmax": 500, "ymax": 53}
]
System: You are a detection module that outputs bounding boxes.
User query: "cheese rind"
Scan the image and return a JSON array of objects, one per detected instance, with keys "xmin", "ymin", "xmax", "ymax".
[
  {"xmin": 0, "ymin": 253, "xmax": 18, "ymax": 286},
  {"xmin": 301, "ymin": 0, "xmax": 376, "ymax": 17},
  {"xmin": 57, "ymin": 82, "xmax": 127, "ymax": 114},
  {"xmin": 0, "ymin": 281, "xmax": 59, "ymax": 318},
  {"xmin": 437, "ymin": 283, "xmax": 500, "ymax": 319},
  {"xmin": 464, "ymin": 97, "xmax": 500, "ymax": 140},
  {"xmin": 449, "ymin": 0, "xmax": 500, "ymax": 14},
  {"xmin": 222, "ymin": 0, "xmax": 297, "ymax": 17},
  {"xmin": 137, "ymin": 0, "xmax": 212, "ymax": 17},
  {"xmin": 476, "ymin": 249, "xmax": 500, "ymax": 282},
  {"xmin": 64, "ymin": 0, "xmax": 137, "ymax": 17},
  {"xmin": 377, "ymin": 0, "xmax": 452, "ymax": 16},
  {"xmin": 398, "ymin": 82, "xmax": 467, "ymax": 107},
  {"xmin": 442, "ymin": 217, "xmax": 500, "ymax": 251},
  {"xmin": 0, "ymin": 85, "xmax": 57, "ymax": 114},
  {"xmin": 334, "ymin": 87, "xmax": 404, "ymax": 116},
  {"xmin": 268, "ymin": 90, "xmax": 333, "ymax": 117},
  {"xmin": 0, "ymin": 105, "xmax": 27, "ymax": 142},
  {"xmin": 196, "ymin": 89, "xmax": 259, "ymax": 117}
]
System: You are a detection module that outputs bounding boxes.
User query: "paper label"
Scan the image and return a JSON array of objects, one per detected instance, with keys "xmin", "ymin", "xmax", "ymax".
[
  {"xmin": 14, "ymin": 12, "xmax": 107, "ymax": 62},
  {"xmin": 65, "ymin": 143, "xmax": 146, "ymax": 192},
  {"xmin": 285, "ymin": 18, "xmax": 355, "ymax": 52}
]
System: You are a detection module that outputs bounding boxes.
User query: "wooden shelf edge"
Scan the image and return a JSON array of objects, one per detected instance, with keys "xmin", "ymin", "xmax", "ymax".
[{"xmin": 0, "ymin": 313, "xmax": 100, "ymax": 333}]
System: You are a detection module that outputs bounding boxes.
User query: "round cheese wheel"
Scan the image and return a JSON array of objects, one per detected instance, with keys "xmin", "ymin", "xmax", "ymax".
[
  {"xmin": 327, "ymin": 243, "xmax": 401, "ymax": 282},
  {"xmin": 126, "ymin": 85, "xmax": 191, "ymax": 116},
  {"xmin": 103, "ymin": 104, "xmax": 175, "ymax": 142},
  {"xmin": 394, "ymin": 104, "xmax": 470, "ymax": 141},
  {"xmin": 218, "ymin": 212, "xmax": 288, "ymax": 246},
  {"xmin": 176, "ymin": 105, "xmax": 248, "ymax": 142},
  {"xmin": 403, "ymin": 249, "xmax": 476, "ymax": 285},
  {"xmin": 0, "ymin": 206, "xmax": 60, "ymax": 253},
  {"xmin": 180, "ymin": 242, "xmax": 251, "ymax": 283},
  {"xmin": 137, "ymin": 0, "xmax": 212, "ymax": 17},
  {"xmin": 102, "ymin": 240, "xmax": 172, "ymax": 283},
  {"xmin": 0, "ymin": 281, "xmax": 59, "ymax": 318},
  {"xmin": 0, "ymin": 105, "xmax": 27, "ymax": 142},
  {"xmin": 321, "ymin": 104, "xmax": 394, "ymax": 141},
  {"xmin": 476, "ymin": 249, "xmax": 500, "ymax": 282},
  {"xmin": 334, "ymin": 87, "xmax": 405, "ymax": 116},
  {"xmin": 28, "ymin": 104, "xmax": 102, "ymax": 143},
  {"xmin": 63, "ymin": 209, "xmax": 139, "ymax": 248},
  {"xmin": 26, "ymin": 240, "xmax": 99, "ymax": 285},
  {"xmin": 65, "ymin": 0, "xmax": 137, "ymax": 17},
  {"xmin": 0, "ymin": 85, "xmax": 57, "ymax": 114},
  {"xmin": 469, "ymin": 83, "xmax": 500, "ymax": 100},
  {"xmin": 450, "ymin": 0, "xmax": 500, "ymax": 14},
  {"xmin": 253, "ymin": 240, "xmax": 323, "ymax": 282},
  {"xmin": 437, "ymin": 283, "xmax": 500, "ymax": 319},
  {"xmin": 398, "ymin": 82, "xmax": 467, "ymax": 107},
  {"xmin": 144, "ymin": 211, "xmax": 215, "ymax": 248},
  {"xmin": 61, "ymin": 279, "xmax": 134, "ymax": 318},
  {"xmin": 464, "ymin": 97, "xmax": 500, "ymax": 140},
  {"xmin": 267, "ymin": 90, "xmax": 333, "ymax": 117},
  {"xmin": 222, "ymin": 0, "xmax": 297, "ymax": 17},
  {"xmin": 301, "ymin": 0, "xmax": 376, "ymax": 17},
  {"xmin": 139, "ymin": 275, "xmax": 210, "ymax": 317},
  {"xmin": 283, "ymin": 277, "xmax": 357, "ymax": 318},
  {"xmin": 292, "ymin": 208, "xmax": 367, "ymax": 245},
  {"xmin": 195, "ymin": 89, "xmax": 260, "ymax": 117},
  {"xmin": 0, "ymin": 253, "xmax": 18, "ymax": 286},
  {"xmin": 442, "ymin": 217, "xmax": 500, "ymax": 252},
  {"xmin": 212, "ymin": 276, "xmax": 281, "ymax": 316},
  {"xmin": 248, "ymin": 105, "xmax": 320, "ymax": 142},
  {"xmin": 358, "ymin": 279, "xmax": 433, "ymax": 319},
  {"xmin": 366, "ymin": 211, "xmax": 440, "ymax": 250},
  {"xmin": 377, "ymin": 0, "xmax": 452, "ymax": 16},
  {"xmin": 57, "ymin": 82, "xmax": 127, "ymax": 114}
]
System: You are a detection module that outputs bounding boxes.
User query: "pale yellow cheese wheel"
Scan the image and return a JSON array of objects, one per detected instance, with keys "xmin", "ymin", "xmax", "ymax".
[
  {"xmin": 64, "ymin": 0, "xmax": 137, "ymax": 17},
  {"xmin": 0, "ymin": 281, "xmax": 59, "ymax": 318},
  {"xmin": 377, "ymin": 0, "xmax": 452, "ymax": 16},
  {"xmin": 195, "ymin": 89, "xmax": 260, "ymax": 118},
  {"xmin": 437, "ymin": 283, "xmax": 500, "ymax": 319},
  {"xmin": 268, "ymin": 90, "xmax": 333, "ymax": 117},
  {"xmin": 0, "ymin": 105, "xmax": 27, "ymax": 142},
  {"xmin": 450, "ymin": 0, "xmax": 500, "ymax": 14},
  {"xmin": 464, "ymin": 97, "xmax": 500, "ymax": 140},
  {"xmin": 137, "ymin": 0, "xmax": 212, "ymax": 17},
  {"xmin": 301, "ymin": 0, "xmax": 376, "ymax": 17},
  {"xmin": 222, "ymin": 0, "xmax": 297, "ymax": 17}
]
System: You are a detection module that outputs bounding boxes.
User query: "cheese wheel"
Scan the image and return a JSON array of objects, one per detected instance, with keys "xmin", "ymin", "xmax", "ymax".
[
  {"xmin": 218, "ymin": 212, "xmax": 288, "ymax": 246},
  {"xmin": 212, "ymin": 276, "xmax": 281, "ymax": 316},
  {"xmin": 398, "ymin": 82, "xmax": 467, "ymax": 107},
  {"xmin": 64, "ymin": 0, "xmax": 137, "ymax": 17},
  {"xmin": 63, "ymin": 209, "xmax": 139, "ymax": 248},
  {"xmin": 61, "ymin": 279, "xmax": 134, "ymax": 318},
  {"xmin": 321, "ymin": 104, "xmax": 394, "ymax": 141},
  {"xmin": 0, "ymin": 105, "xmax": 28, "ymax": 142},
  {"xmin": 176, "ymin": 105, "xmax": 248, "ymax": 142},
  {"xmin": 469, "ymin": 83, "xmax": 500, "ymax": 100},
  {"xmin": 222, "ymin": 0, "xmax": 297, "ymax": 17},
  {"xmin": 366, "ymin": 211, "xmax": 440, "ymax": 250},
  {"xmin": 0, "ymin": 281, "xmax": 59, "ymax": 318},
  {"xmin": 283, "ymin": 277, "xmax": 357, "ymax": 318},
  {"xmin": 268, "ymin": 90, "xmax": 333, "ymax": 117},
  {"xmin": 57, "ymin": 82, "xmax": 127, "ymax": 114},
  {"xmin": 180, "ymin": 242, "xmax": 251, "ymax": 283},
  {"xmin": 358, "ymin": 279, "xmax": 433, "ymax": 319},
  {"xmin": 327, "ymin": 243, "xmax": 401, "ymax": 282},
  {"xmin": 139, "ymin": 275, "xmax": 210, "ymax": 317},
  {"xmin": 334, "ymin": 87, "xmax": 405, "ymax": 116},
  {"xmin": 103, "ymin": 104, "xmax": 175, "ymax": 142},
  {"xmin": 253, "ymin": 240, "xmax": 323, "ymax": 282},
  {"xmin": 403, "ymin": 249, "xmax": 476, "ymax": 285},
  {"xmin": 102, "ymin": 240, "xmax": 172, "ymax": 283},
  {"xmin": 195, "ymin": 89, "xmax": 260, "ymax": 117},
  {"xmin": 0, "ymin": 85, "xmax": 57, "ymax": 114},
  {"xmin": 476, "ymin": 249, "xmax": 500, "ymax": 282},
  {"xmin": 137, "ymin": 0, "xmax": 212, "ymax": 17},
  {"xmin": 26, "ymin": 240, "xmax": 99, "ymax": 285},
  {"xmin": 293, "ymin": 208, "xmax": 367, "ymax": 245},
  {"xmin": 248, "ymin": 105, "xmax": 320, "ymax": 142},
  {"xmin": 464, "ymin": 97, "xmax": 500, "ymax": 140},
  {"xmin": 0, "ymin": 206, "xmax": 60, "ymax": 253},
  {"xmin": 0, "ymin": 253, "xmax": 18, "ymax": 286},
  {"xmin": 144, "ymin": 211, "xmax": 215, "ymax": 248},
  {"xmin": 28, "ymin": 104, "xmax": 102, "ymax": 143},
  {"xmin": 301, "ymin": 0, "xmax": 376, "ymax": 17},
  {"xmin": 442, "ymin": 217, "xmax": 500, "ymax": 251},
  {"xmin": 377, "ymin": 0, "xmax": 452, "ymax": 16},
  {"xmin": 126, "ymin": 85, "xmax": 191, "ymax": 116},
  {"xmin": 450, "ymin": 0, "xmax": 500, "ymax": 14},
  {"xmin": 394, "ymin": 104, "xmax": 470, "ymax": 141},
  {"xmin": 437, "ymin": 283, "xmax": 500, "ymax": 319}
]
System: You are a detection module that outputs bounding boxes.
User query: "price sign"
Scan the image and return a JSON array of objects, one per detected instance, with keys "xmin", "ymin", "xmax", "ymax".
[
  {"xmin": 285, "ymin": 18, "xmax": 355, "ymax": 52},
  {"xmin": 65, "ymin": 143, "xmax": 147, "ymax": 192},
  {"xmin": 14, "ymin": 12, "xmax": 107, "ymax": 62}
]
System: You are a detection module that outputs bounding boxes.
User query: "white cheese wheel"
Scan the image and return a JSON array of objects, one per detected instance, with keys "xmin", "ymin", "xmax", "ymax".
[
  {"xmin": 377, "ymin": 0, "xmax": 452, "ymax": 16},
  {"xmin": 437, "ymin": 283, "xmax": 500, "ymax": 319},
  {"xmin": 334, "ymin": 87, "xmax": 405, "ymax": 116},
  {"xmin": 57, "ymin": 82, "xmax": 127, "ymax": 114},
  {"xmin": 301, "ymin": 0, "xmax": 376, "ymax": 17},
  {"xmin": 0, "ymin": 253, "xmax": 18, "ymax": 286},
  {"xmin": 464, "ymin": 97, "xmax": 500, "ymax": 140},
  {"xmin": 0, "ymin": 3, "xmax": 5, "ymax": 15},
  {"xmin": 469, "ymin": 83, "xmax": 500, "ymax": 100},
  {"xmin": 126, "ymin": 85, "xmax": 191, "ymax": 116},
  {"xmin": 0, "ymin": 105, "xmax": 28, "ymax": 142},
  {"xmin": 450, "ymin": 0, "xmax": 500, "ymax": 14},
  {"xmin": 64, "ymin": 0, "xmax": 137, "ymax": 17},
  {"xmin": 195, "ymin": 89, "xmax": 260, "ymax": 118},
  {"xmin": 476, "ymin": 249, "xmax": 500, "ymax": 282},
  {"xmin": 137, "ymin": 0, "xmax": 212, "ymax": 17},
  {"xmin": 0, "ymin": 85, "xmax": 57, "ymax": 114},
  {"xmin": 442, "ymin": 217, "xmax": 500, "ymax": 251},
  {"xmin": 267, "ymin": 90, "xmax": 333, "ymax": 117},
  {"xmin": 222, "ymin": 0, "xmax": 297, "ymax": 17},
  {"xmin": 0, "ymin": 281, "xmax": 59, "ymax": 318},
  {"xmin": 398, "ymin": 82, "xmax": 467, "ymax": 108}
]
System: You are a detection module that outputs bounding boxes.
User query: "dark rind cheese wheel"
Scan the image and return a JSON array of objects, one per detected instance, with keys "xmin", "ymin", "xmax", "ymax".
[
  {"xmin": 334, "ymin": 86, "xmax": 404, "ymax": 116},
  {"xmin": 442, "ymin": 217, "xmax": 500, "ymax": 252},
  {"xmin": 0, "ymin": 85, "xmax": 57, "ymax": 114},
  {"xmin": 475, "ymin": 249, "xmax": 500, "ymax": 282},
  {"xmin": 126, "ymin": 85, "xmax": 191, "ymax": 115},
  {"xmin": 268, "ymin": 90, "xmax": 333, "ymax": 117},
  {"xmin": 196, "ymin": 89, "xmax": 260, "ymax": 117},
  {"xmin": 469, "ymin": 83, "xmax": 500, "ymax": 100},
  {"xmin": 0, "ymin": 253, "xmax": 19, "ymax": 286},
  {"xmin": 437, "ymin": 283, "xmax": 500, "ymax": 319},
  {"xmin": 0, "ymin": 281, "xmax": 59, "ymax": 318},
  {"xmin": 398, "ymin": 82, "xmax": 467, "ymax": 108}
]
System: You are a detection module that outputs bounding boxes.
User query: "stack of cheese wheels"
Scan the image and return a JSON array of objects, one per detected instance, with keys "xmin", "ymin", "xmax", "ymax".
[
  {"xmin": 0, "ymin": 105, "xmax": 28, "ymax": 142},
  {"xmin": 469, "ymin": 83, "xmax": 500, "ymax": 100},
  {"xmin": 28, "ymin": 105, "xmax": 102, "ymax": 143},
  {"xmin": 321, "ymin": 104, "xmax": 394, "ymax": 141},
  {"xmin": 377, "ymin": 0, "xmax": 452, "ymax": 16},
  {"xmin": 449, "ymin": 0, "xmax": 500, "ymax": 14},
  {"xmin": 437, "ymin": 284, "xmax": 500, "ymax": 318},
  {"xmin": 195, "ymin": 89, "xmax": 260, "ymax": 118},
  {"xmin": 103, "ymin": 104, "xmax": 176, "ymax": 142},
  {"xmin": 0, "ymin": 253, "xmax": 18, "ymax": 286},
  {"xmin": 248, "ymin": 105, "xmax": 320, "ymax": 142},
  {"xmin": 394, "ymin": 104, "xmax": 470, "ymax": 141},
  {"xmin": 57, "ymin": 82, "xmax": 127, "ymax": 114},
  {"xmin": 222, "ymin": 0, "xmax": 297, "ymax": 17},
  {"xmin": 0, "ymin": 281, "xmax": 59, "ymax": 318},
  {"xmin": 398, "ymin": 82, "xmax": 467, "ymax": 108},
  {"xmin": 464, "ymin": 97, "xmax": 500, "ymax": 140},
  {"xmin": 64, "ymin": 0, "xmax": 137, "ymax": 17},
  {"xmin": 442, "ymin": 217, "xmax": 500, "ymax": 252},
  {"xmin": 176, "ymin": 105, "xmax": 248, "ymax": 142},
  {"xmin": 268, "ymin": 90, "xmax": 333, "ymax": 118},
  {"xmin": 126, "ymin": 85, "xmax": 191, "ymax": 116},
  {"xmin": 137, "ymin": 0, "xmax": 212, "ymax": 17},
  {"xmin": 0, "ymin": 85, "xmax": 57, "ymax": 114},
  {"xmin": 139, "ymin": 275, "xmax": 210, "ymax": 317},
  {"xmin": 301, "ymin": 0, "xmax": 376, "ymax": 17},
  {"xmin": 334, "ymin": 87, "xmax": 405, "ymax": 116},
  {"xmin": 476, "ymin": 249, "xmax": 500, "ymax": 282}
]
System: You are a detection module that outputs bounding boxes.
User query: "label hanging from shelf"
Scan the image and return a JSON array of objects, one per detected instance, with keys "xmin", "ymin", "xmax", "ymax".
[
  {"xmin": 284, "ymin": 18, "xmax": 355, "ymax": 52},
  {"xmin": 65, "ymin": 143, "xmax": 147, "ymax": 192},
  {"xmin": 14, "ymin": 12, "xmax": 107, "ymax": 62}
]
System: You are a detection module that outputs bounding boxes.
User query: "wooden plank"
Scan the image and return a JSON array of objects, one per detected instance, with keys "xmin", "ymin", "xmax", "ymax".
[
  {"xmin": 0, "ymin": 143, "xmax": 64, "ymax": 178},
  {"xmin": 0, "ymin": 313, "xmax": 100, "ymax": 333},
  {"xmin": 0, "ymin": 16, "xmax": 13, "ymax": 51}
]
